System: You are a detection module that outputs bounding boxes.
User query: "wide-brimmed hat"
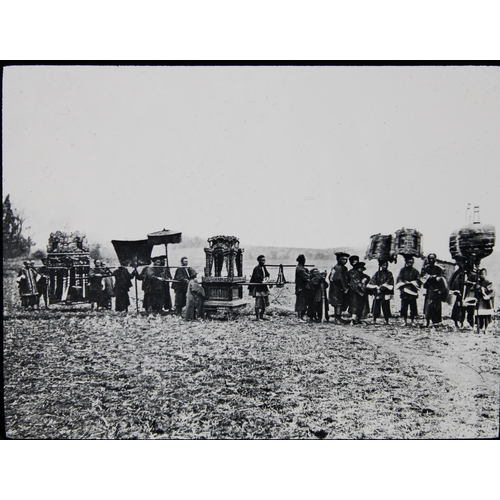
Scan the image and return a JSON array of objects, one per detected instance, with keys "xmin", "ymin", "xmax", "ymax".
[
  {"xmin": 151, "ymin": 255, "xmax": 166, "ymax": 262},
  {"xmin": 354, "ymin": 261, "xmax": 366, "ymax": 269},
  {"xmin": 349, "ymin": 255, "xmax": 360, "ymax": 265},
  {"xmin": 335, "ymin": 252, "xmax": 350, "ymax": 259}
]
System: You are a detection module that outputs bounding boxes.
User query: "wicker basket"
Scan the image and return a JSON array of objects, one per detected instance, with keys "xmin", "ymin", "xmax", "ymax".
[
  {"xmin": 392, "ymin": 228, "xmax": 424, "ymax": 258},
  {"xmin": 457, "ymin": 223, "xmax": 495, "ymax": 260},
  {"xmin": 365, "ymin": 234, "xmax": 393, "ymax": 262}
]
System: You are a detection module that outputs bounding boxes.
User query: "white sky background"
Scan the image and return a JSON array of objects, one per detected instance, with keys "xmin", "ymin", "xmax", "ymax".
[{"xmin": 3, "ymin": 65, "xmax": 500, "ymax": 259}]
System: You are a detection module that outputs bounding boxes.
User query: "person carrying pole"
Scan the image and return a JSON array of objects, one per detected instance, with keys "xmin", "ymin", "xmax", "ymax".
[
  {"xmin": 295, "ymin": 254, "xmax": 310, "ymax": 321},
  {"xmin": 395, "ymin": 256, "xmax": 421, "ymax": 326},
  {"xmin": 328, "ymin": 252, "xmax": 350, "ymax": 324},
  {"xmin": 172, "ymin": 257, "xmax": 197, "ymax": 316},
  {"xmin": 249, "ymin": 255, "xmax": 271, "ymax": 320},
  {"xmin": 367, "ymin": 260, "xmax": 394, "ymax": 324},
  {"xmin": 113, "ymin": 265, "xmax": 134, "ymax": 312}
]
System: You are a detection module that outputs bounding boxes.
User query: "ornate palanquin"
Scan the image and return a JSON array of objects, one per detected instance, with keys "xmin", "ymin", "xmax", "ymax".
[
  {"xmin": 202, "ymin": 235, "xmax": 248, "ymax": 316},
  {"xmin": 44, "ymin": 231, "xmax": 91, "ymax": 303}
]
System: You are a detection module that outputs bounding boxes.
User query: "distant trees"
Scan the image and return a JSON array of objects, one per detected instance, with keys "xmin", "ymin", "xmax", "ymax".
[
  {"xmin": 179, "ymin": 236, "xmax": 207, "ymax": 248},
  {"xmin": 32, "ymin": 249, "xmax": 47, "ymax": 260},
  {"xmin": 89, "ymin": 243, "xmax": 103, "ymax": 261},
  {"xmin": 3, "ymin": 195, "xmax": 34, "ymax": 258}
]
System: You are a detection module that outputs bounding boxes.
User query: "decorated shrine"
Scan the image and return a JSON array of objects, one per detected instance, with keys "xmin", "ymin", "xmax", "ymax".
[
  {"xmin": 202, "ymin": 235, "xmax": 248, "ymax": 315},
  {"xmin": 44, "ymin": 231, "xmax": 91, "ymax": 303}
]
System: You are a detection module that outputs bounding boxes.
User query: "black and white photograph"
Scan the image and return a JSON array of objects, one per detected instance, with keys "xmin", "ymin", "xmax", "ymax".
[{"xmin": 3, "ymin": 64, "xmax": 499, "ymax": 443}]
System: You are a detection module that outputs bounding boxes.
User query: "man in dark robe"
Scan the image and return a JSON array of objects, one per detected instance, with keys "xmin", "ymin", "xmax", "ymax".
[
  {"xmin": 307, "ymin": 268, "xmax": 328, "ymax": 322},
  {"xmin": 249, "ymin": 255, "xmax": 271, "ymax": 320},
  {"xmin": 88, "ymin": 259, "xmax": 104, "ymax": 311},
  {"xmin": 172, "ymin": 257, "xmax": 197, "ymax": 315},
  {"xmin": 348, "ymin": 255, "xmax": 360, "ymax": 278},
  {"xmin": 449, "ymin": 262, "xmax": 476, "ymax": 328},
  {"xmin": 185, "ymin": 273, "xmax": 206, "ymax": 321},
  {"xmin": 113, "ymin": 265, "xmax": 134, "ymax": 312},
  {"xmin": 17, "ymin": 260, "xmax": 40, "ymax": 309},
  {"xmin": 349, "ymin": 261, "xmax": 370, "ymax": 324},
  {"xmin": 135, "ymin": 256, "xmax": 172, "ymax": 313},
  {"xmin": 395, "ymin": 256, "xmax": 421, "ymax": 325},
  {"xmin": 99, "ymin": 262, "xmax": 114, "ymax": 310},
  {"xmin": 295, "ymin": 254, "xmax": 310, "ymax": 320},
  {"xmin": 35, "ymin": 261, "xmax": 50, "ymax": 309},
  {"xmin": 328, "ymin": 252, "xmax": 350, "ymax": 324},
  {"xmin": 420, "ymin": 253, "xmax": 448, "ymax": 327},
  {"xmin": 367, "ymin": 260, "xmax": 394, "ymax": 324},
  {"xmin": 474, "ymin": 268, "xmax": 495, "ymax": 333}
]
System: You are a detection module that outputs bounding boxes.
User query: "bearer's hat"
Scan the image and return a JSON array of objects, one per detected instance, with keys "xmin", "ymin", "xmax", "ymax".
[
  {"xmin": 151, "ymin": 255, "xmax": 166, "ymax": 262},
  {"xmin": 335, "ymin": 252, "xmax": 350, "ymax": 259},
  {"xmin": 349, "ymin": 255, "xmax": 360, "ymax": 265}
]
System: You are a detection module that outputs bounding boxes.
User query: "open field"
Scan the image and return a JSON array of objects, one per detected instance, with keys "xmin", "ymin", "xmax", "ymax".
[{"xmin": 3, "ymin": 259, "xmax": 499, "ymax": 439}]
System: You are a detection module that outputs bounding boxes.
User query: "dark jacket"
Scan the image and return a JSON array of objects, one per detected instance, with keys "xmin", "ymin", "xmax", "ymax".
[{"xmin": 249, "ymin": 265, "xmax": 270, "ymax": 295}]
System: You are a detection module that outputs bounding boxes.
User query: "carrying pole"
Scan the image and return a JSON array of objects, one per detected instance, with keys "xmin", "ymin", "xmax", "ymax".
[{"xmin": 134, "ymin": 263, "xmax": 139, "ymax": 313}]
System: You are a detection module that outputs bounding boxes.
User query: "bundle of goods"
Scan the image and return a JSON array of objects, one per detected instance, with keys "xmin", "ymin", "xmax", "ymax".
[
  {"xmin": 365, "ymin": 234, "xmax": 394, "ymax": 262},
  {"xmin": 391, "ymin": 228, "xmax": 424, "ymax": 259},
  {"xmin": 449, "ymin": 222, "xmax": 495, "ymax": 265}
]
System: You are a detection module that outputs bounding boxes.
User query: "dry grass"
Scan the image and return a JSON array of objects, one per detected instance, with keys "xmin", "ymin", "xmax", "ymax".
[{"xmin": 3, "ymin": 262, "xmax": 499, "ymax": 439}]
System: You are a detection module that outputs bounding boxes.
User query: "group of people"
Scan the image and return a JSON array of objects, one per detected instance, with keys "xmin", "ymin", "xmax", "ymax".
[
  {"xmin": 449, "ymin": 262, "xmax": 496, "ymax": 332},
  {"xmin": 16, "ymin": 256, "xmax": 206, "ymax": 320},
  {"xmin": 16, "ymin": 260, "xmax": 49, "ymax": 310},
  {"xmin": 291, "ymin": 251, "xmax": 495, "ymax": 332},
  {"xmin": 15, "ymin": 251, "xmax": 496, "ymax": 332},
  {"xmin": 89, "ymin": 256, "xmax": 206, "ymax": 320}
]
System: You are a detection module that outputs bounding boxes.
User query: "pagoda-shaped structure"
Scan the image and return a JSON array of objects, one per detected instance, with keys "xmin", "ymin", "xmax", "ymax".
[
  {"xmin": 202, "ymin": 235, "xmax": 248, "ymax": 315},
  {"xmin": 44, "ymin": 231, "xmax": 91, "ymax": 303}
]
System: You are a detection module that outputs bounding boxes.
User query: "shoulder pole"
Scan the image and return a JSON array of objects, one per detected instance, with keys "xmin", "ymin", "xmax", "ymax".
[{"xmin": 133, "ymin": 258, "xmax": 139, "ymax": 313}]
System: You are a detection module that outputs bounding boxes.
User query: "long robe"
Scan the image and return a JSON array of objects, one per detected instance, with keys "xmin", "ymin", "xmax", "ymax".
[
  {"xmin": 185, "ymin": 280, "xmax": 205, "ymax": 320},
  {"xmin": 249, "ymin": 265, "xmax": 270, "ymax": 309},
  {"xmin": 136, "ymin": 266, "xmax": 172, "ymax": 312},
  {"xmin": 396, "ymin": 266, "xmax": 421, "ymax": 320},
  {"xmin": 307, "ymin": 272, "xmax": 328, "ymax": 321},
  {"xmin": 173, "ymin": 266, "xmax": 197, "ymax": 311},
  {"xmin": 17, "ymin": 266, "xmax": 40, "ymax": 307},
  {"xmin": 475, "ymin": 278, "xmax": 495, "ymax": 329},
  {"xmin": 328, "ymin": 264, "xmax": 349, "ymax": 310},
  {"xmin": 367, "ymin": 269, "xmax": 394, "ymax": 320},
  {"xmin": 349, "ymin": 269, "xmax": 370, "ymax": 319},
  {"xmin": 88, "ymin": 267, "xmax": 104, "ymax": 304},
  {"xmin": 420, "ymin": 264, "xmax": 448, "ymax": 324},
  {"xmin": 113, "ymin": 266, "xmax": 133, "ymax": 311},
  {"xmin": 295, "ymin": 265, "xmax": 310, "ymax": 313},
  {"xmin": 449, "ymin": 268, "xmax": 476, "ymax": 326},
  {"xmin": 99, "ymin": 269, "xmax": 115, "ymax": 309},
  {"xmin": 35, "ymin": 266, "xmax": 50, "ymax": 307}
]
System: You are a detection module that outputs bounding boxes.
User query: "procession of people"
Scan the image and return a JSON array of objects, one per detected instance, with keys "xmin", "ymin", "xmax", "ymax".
[{"xmin": 16, "ymin": 250, "xmax": 495, "ymax": 332}]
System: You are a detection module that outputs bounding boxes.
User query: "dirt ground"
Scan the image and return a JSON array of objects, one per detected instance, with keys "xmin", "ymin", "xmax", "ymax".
[{"xmin": 3, "ymin": 266, "xmax": 499, "ymax": 439}]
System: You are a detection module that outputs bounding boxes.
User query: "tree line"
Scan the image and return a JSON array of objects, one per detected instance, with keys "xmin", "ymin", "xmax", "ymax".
[{"xmin": 3, "ymin": 195, "xmax": 34, "ymax": 259}]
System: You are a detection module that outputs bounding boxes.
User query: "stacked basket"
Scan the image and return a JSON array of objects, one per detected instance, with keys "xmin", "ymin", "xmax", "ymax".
[{"xmin": 449, "ymin": 222, "xmax": 495, "ymax": 265}]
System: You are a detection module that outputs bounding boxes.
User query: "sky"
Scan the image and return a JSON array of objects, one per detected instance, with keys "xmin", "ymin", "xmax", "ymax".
[{"xmin": 3, "ymin": 65, "xmax": 500, "ymax": 259}]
